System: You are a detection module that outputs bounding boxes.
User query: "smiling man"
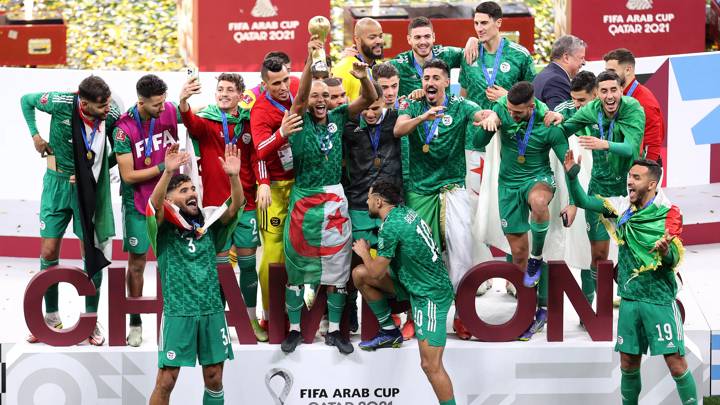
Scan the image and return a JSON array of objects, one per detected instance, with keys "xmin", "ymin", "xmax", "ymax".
[
  {"xmin": 394, "ymin": 59, "xmax": 488, "ymax": 340},
  {"xmin": 333, "ymin": 17, "xmax": 384, "ymax": 101},
  {"xmin": 533, "ymin": 35, "xmax": 587, "ymax": 110}
]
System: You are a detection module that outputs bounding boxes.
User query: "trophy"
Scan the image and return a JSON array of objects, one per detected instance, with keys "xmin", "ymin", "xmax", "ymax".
[{"xmin": 308, "ymin": 15, "xmax": 331, "ymax": 73}]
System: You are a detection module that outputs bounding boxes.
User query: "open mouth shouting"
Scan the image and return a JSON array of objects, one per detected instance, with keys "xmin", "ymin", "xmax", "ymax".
[{"xmin": 603, "ymin": 97, "xmax": 618, "ymax": 114}]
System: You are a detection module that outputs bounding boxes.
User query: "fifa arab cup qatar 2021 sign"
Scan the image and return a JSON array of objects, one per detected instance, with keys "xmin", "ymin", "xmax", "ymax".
[
  {"xmin": 177, "ymin": 0, "xmax": 331, "ymax": 72},
  {"xmin": 555, "ymin": 0, "xmax": 705, "ymax": 60}
]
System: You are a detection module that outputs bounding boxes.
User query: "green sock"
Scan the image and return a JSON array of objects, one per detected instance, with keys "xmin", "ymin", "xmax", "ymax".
[
  {"xmin": 439, "ymin": 398, "xmax": 456, "ymax": 405},
  {"xmin": 84, "ymin": 265, "xmax": 103, "ymax": 313},
  {"xmin": 529, "ymin": 220, "xmax": 549, "ymax": 257},
  {"xmin": 327, "ymin": 291, "xmax": 346, "ymax": 332},
  {"xmin": 673, "ymin": 369, "xmax": 698, "ymax": 404},
  {"xmin": 368, "ymin": 298, "xmax": 395, "ymax": 330},
  {"xmin": 41, "ymin": 258, "xmax": 59, "ymax": 313},
  {"xmin": 581, "ymin": 268, "xmax": 596, "ymax": 305},
  {"xmin": 238, "ymin": 254, "xmax": 258, "ymax": 308},
  {"xmin": 215, "ymin": 255, "xmax": 230, "ymax": 265},
  {"xmin": 285, "ymin": 286, "xmax": 303, "ymax": 327},
  {"xmin": 203, "ymin": 387, "xmax": 224, "ymax": 404},
  {"xmin": 620, "ymin": 368, "xmax": 641, "ymax": 405},
  {"xmin": 537, "ymin": 262, "xmax": 549, "ymax": 307}
]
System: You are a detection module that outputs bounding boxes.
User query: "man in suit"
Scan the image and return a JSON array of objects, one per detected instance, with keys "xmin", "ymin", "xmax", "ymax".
[{"xmin": 533, "ymin": 35, "xmax": 587, "ymax": 110}]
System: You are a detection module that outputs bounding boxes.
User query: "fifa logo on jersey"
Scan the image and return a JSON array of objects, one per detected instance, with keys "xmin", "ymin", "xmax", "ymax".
[{"xmin": 133, "ymin": 130, "xmax": 176, "ymax": 159}]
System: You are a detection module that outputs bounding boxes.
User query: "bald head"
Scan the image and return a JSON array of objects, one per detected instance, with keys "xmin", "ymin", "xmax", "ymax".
[{"xmin": 353, "ymin": 18, "xmax": 384, "ymax": 61}]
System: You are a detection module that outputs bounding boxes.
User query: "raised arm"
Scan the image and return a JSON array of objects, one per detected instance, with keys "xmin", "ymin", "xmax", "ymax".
[
  {"xmin": 218, "ymin": 144, "xmax": 246, "ymax": 224},
  {"xmin": 563, "ymin": 150, "xmax": 608, "ymax": 213},
  {"xmin": 148, "ymin": 143, "xmax": 190, "ymax": 225},
  {"xmin": 290, "ymin": 36, "xmax": 323, "ymax": 116},
  {"xmin": 347, "ymin": 61, "xmax": 377, "ymax": 117}
]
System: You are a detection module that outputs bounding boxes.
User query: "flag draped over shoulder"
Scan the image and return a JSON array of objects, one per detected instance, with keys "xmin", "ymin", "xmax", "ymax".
[
  {"xmin": 283, "ymin": 184, "xmax": 352, "ymax": 287},
  {"xmin": 599, "ymin": 190, "xmax": 684, "ymax": 277},
  {"xmin": 71, "ymin": 96, "xmax": 114, "ymax": 279},
  {"xmin": 196, "ymin": 104, "xmax": 250, "ymax": 137}
]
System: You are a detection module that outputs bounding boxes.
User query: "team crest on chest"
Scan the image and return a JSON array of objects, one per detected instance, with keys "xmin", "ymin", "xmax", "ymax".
[
  {"xmin": 40, "ymin": 93, "xmax": 49, "ymax": 105},
  {"xmin": 242, "ymin": 133, "xmax": 252, "ymax": 144},
  {"xmin": 500, "ymin": 62, "xmax": 511, "ymax": 73},
  {"xmin": 441, "ymin": 115, "xmax": 453, "ymax": 126},
  {"xmin": 327, "ymin": 123, "xmax": 338, "ymax": 133}
]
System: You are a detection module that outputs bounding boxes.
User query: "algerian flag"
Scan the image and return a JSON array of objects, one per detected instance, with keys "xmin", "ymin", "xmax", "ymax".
[
  {"xmin": 599, "ymin": 189, "xmax": 684, "ymax": 277},
  {"xmin": 283, "ymin": 184, "xmax": 352, "ymax": 287}
]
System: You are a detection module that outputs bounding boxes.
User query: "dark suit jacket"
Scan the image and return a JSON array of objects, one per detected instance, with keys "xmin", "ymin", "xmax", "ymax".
[{"xmin": 533, "ymin": 62, "xmax": 571, "ymax": 110}]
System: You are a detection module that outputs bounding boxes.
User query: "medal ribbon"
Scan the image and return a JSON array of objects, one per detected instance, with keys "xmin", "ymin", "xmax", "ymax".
[
  {"xmin": 597, "ymin": 111, "xmax": 616, "ymax": 142},
  {"xmin": 422, "ymin": 96, "xmax": 448, "ymax": 148},
  {"xmin": 221, "ymin": 111, "xmax": 241, "ymax": 145},
  {"xmin": 366, "ymin": 117, "xmax": 382, "ymax": 158},
  {"xmin": 79, "ymin": 114, "xmax": 100, "ymax": 157},
  {"xmin": 133, "ymin": 106, "xmax": 156, "ymax": 161},
  {"xmin": 413, "ymin": 53, "xmax": 432, "ymax": 79},
  {"xmin": 618, "ymin": 196, "xmax": 655, "ymax": 227},
  {"xmin": 515, "ymin": 108, "xmax": 535, "ymax": 159},
  {"xmin": 626, "ymin": 80, "xmax": 639, "ymax": 98},
  {"xmin": 479, "ymin": 38, "xmax": 505, "ymax": 87},
  {"xmin": 266, "ymin": 92, "xmax": 294, "ymax": 113}
]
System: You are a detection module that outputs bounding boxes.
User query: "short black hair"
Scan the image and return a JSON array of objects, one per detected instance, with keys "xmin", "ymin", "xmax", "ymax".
[
  {"xmin": 408, "ymin": 16, "xmax": 433, "ymax": 33},
  {"xmin": 603, "ymin": 48, "xmax": 635, "ymax": 66},
  {"xmin": 571, "ymin": 71, "xmax": 597, "ymax": 93},
  {"xmin": 371, "ymin": 81, "xmax": 383, "ymax": 99},
  {"xmin": 78, "ymin": 75, "xmax": 111, "ymax": 103},
  {"xmin": 136, "ymin": 74, "xmax": 168, "ymax": 99},
  {"xmin": 370, "ymin": 181, "xmax": 404, "ymax": 206},
  {"xmin": 167, "ymin": 174, "xmax": 192, "ymax": 193},
  {"xmin": 632, "ymin": 159, "xmax": 662, "ymax": 182},
  {"xmin": 423, "ymin": 58, "xmax": 450, "ymax": 78},
  {"xmin": 323, "ymin": 77, "xmax": 343, "ymax": 87},
  {"xmin": 264, "ymin": 51, "xmax": 290, "ymax": 65},
  {"xmin": 507, "ymin": 81, "xmax": 534, "ymax": 105},
  {"xmin": 596, "ymin": 70, "xmax": 622, "ymax": 86},
  {"xmin": 372, "ymin": 62, "xmax": 399, "ymax": 80},
  {"xmin": 475, "ymin": 1, "xmax": 503, "ymax": 20},
  {"xmin": 216, "ymin": 73, "xmax": 245, "ymax": 93},
  {"xmin": 261, "ymin": 57, "xmax": 287, "ymax": 81}
]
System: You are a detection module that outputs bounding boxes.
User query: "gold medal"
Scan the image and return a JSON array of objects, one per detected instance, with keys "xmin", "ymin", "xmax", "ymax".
[
  {"xmin": 422, "ymin": 144, "xmax": 430, "ymax": 153},
  {"xmin": 373, "ymin": 157, "xmax": 381, "ymax": 168},
  {"xmin": 144, "ymin": 157, "xmax": 152, "ymax": 166},
  {"xmin": 517, "ymin": 155, "xmax": 526, "ymax": 164},
  {"xmin": 86, "ymin": 151, "xmax": 93, "ymax": 160}
]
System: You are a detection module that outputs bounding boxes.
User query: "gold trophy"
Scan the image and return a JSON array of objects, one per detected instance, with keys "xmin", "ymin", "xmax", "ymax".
[{"xmin": 308, "ymin": 15, "xmax": 331, "ymax": 73}]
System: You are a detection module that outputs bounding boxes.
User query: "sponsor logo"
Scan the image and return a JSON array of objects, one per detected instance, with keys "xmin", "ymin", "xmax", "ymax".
[
  {"xmin": 270, "ymin": 216, "xmax": 281, "ymax": 227},
  {"xmin": 327, "ymin": 123, "xmax": 338, "ymax": 134},
  {"xmin": 242, "ymin": 133, "xmax": 252, "ymax": 144},
  {"xmin": 666, "ymin": 341, "xmax": 675, "ymax": 349},
  {"xmin": 441, "ymin": 115, "xmax": 453, "ymax": 126},
  {"xmin": 128, "ymin": 237, "xmax": 138, "ymax": 247},
  {"xmin": 40, "ymin": 93, "xmax": 49, "ymax": 105},
  {"xmin": 39, "ymin": 220, "xmax": 46, "ymax": 230},
  {"xmin": 586, "ymin": 222, "xmax": 591, "ymax": 232},
  {"xmin": 501, "ymin": 218, "xmax": 508, "ymax": 228},
  {"xmin": 617, "ymin": 335, "xmax": 624, "ymax": 345},
  {"xmin": 166, "ymin": 350, "xmax": 176, "ymax": 360},
  {"xmin": 61, "ymin": 119, "xmax": 71, "ymax": 126},
  {"xmin": 500, "ymin": 62, "xmax": 511, "ymax": 73}
]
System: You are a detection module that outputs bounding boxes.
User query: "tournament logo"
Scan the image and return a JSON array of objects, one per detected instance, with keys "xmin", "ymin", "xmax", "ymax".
[
  {"xmin": 626, "ymin": 0, "xmax": 653, "ymax": 11},
  {"xmin": 270, "ymin": 217, "xmax": 281, "ymax": 227},
  {"xmin": 40, "ymin": 93, "xmax": 49, "ymax": 105},
  {"xmin": 441, "ymin": 115, "xmax": 453, "ymax": 126},
  {"xmin": 327, "ymin": 123, "xmax": 338, "ymax": 134},
  {"xmin": 500, "ymin": 62, "xmax": 511, "ymax": 73},
  {"xmin": 166, "ymin": 350, "xmax": 176, "ymax": 360},
  {"xmin": 265, "ymin": 367, "xmax": 293, "ymax": 404},
  {"xmin": 242, "ymin": 133, "xmax": 252, "ymax": 144},
  {"xmin": 128, "ymin": 237, "xmax": 138, "ymax": 247}
]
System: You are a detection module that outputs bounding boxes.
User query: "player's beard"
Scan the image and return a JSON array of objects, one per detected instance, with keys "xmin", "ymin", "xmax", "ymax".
[{"xmin": 360, "ymin": 42, "xmax": 383, "ymax": 61}]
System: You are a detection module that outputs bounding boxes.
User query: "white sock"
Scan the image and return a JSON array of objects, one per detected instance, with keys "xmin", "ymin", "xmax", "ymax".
[
  {"xmin": 328, "ymin": 322, "xmax": 340, "ymax": 333},
  {"xmin": 247, "ymin": 307, "xmax": 257, "ymax": 320},
  {"xmin": 289, "ymin": 324, "xmax": 300, "ymax": 332}
]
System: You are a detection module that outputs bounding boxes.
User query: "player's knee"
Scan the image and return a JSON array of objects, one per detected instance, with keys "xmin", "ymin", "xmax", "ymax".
[
  {"xmin": 40, "ymin": 245, "xmax": 59, "ymax": 262},
  {"xmin": 156, "ymin": 369, "xmax": 178, "ymax": 393},
  {"xmin": 420, "ymin": 356, "xmax": 440, "ymax": 376},
  {"xmin": 203, "ymin": 364, "xmax": 223, "ymax": 387},
  {"xmin": 352, "ymin": 264, "xmax": 369, "ymax": 287},
  {"xmin": 620, "ymin": 354, "xmax": 641, "ymax": 370},
  {"xmin": 510, "ymin": 244, "xmax": 528, "ymax": 260},
  {"xmin": 665, "ymin": 355, "xmax": 688, "ymax": 377}
]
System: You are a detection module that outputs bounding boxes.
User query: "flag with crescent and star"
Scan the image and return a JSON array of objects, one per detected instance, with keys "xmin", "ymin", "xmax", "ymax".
[{"xmin": 284, "ymin": 184, "xmax": 352, "ymax": 287}]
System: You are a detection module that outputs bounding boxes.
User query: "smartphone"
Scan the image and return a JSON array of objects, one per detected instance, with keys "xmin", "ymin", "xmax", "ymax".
[
  {"xmin": 187, "ymin": 65, "xmax": 199, "ymax": 82},
  {"xmin": 561, "ymin": 212, "xmax": 569, "ymax": 227}
]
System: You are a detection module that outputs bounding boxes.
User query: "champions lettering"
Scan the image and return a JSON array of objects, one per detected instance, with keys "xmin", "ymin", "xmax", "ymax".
[{"xmin": 22, "ymin": 261, "xmax": 685, "ymax": 346}]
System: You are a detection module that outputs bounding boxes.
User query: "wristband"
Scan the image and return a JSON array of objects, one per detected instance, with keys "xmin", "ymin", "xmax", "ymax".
[{"xmin": 158, "ymin": 162, "xmax": 166, "ymax": 173}]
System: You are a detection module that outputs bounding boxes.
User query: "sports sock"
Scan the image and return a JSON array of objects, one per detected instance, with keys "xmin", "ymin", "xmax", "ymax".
[
  {"xmin": 529, "ymin": 220, "xmax": 549, "ymax": 257},
  {"xmin": 129, "ymin": 314, "xmax": 142, "ymax": 327},
  {"xmin": 238, "ymin": 254, "xmax": 258, "ymax": 319},
  {"xmin": 228, "ymin": 249, "xmax": 238, "ymax": 270},
  {"xmin": 620, "ymin": 368, "xmax": 641, "ymax": 405},
  {"xmin": 439, "ymin": 398, "xmax": 456, "ymax": 405},
  {"xmin": 203, "ymin": 386, "xmax": 224, "ymax": 405},
  {"xmin": 537, "ymin": 262, "xmax": 549, "ymax": 307},
  {"xmin": 327, "ymin": 291, "xmax": 346, "ymax": 333},
  {"xmin": 285, "ymin": 285, "xmax": 303, "ymax": 329},
  {"xmin": 673, "ymin": 369, "xmax": 698, "ymax": 404},
  {"xmin": 41, "ymin": 258, "xmax": 59, "ymax": 313},
  {"xmin": 215, "ymin": 255, "xmax": 230, "ymax": 266},
  {"xmin": 367, "ymin": 298, "xmax": 395, "ymax": 330},
  {"xmin": 581, "ymin": 268, "xmax": 596, "ymax": 305},
  {"xmin": 84, "ymin": 260, "xmax": 103, "ymax": 313}
]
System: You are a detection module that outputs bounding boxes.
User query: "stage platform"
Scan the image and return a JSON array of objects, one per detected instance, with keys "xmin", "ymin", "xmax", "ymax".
[{"xmin": 1, "ymin": 243, "xmax": 718, "ymax": 404}]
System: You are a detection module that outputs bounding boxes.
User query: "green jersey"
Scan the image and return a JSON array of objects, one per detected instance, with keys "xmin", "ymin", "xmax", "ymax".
[
  {"xmin": 459, "ymin": 38, "xmax": 536, "ymax": 110},
  {"xmin": 156, "ymin": 220, "xmax": 229, "ymax": 316},
  {"xmin": 476, "ymin": 96, "xmax": 569, "ymax": 189},
  {"xmin": 289, "ymin": 104, "xmax": 349, "ymax": 188},
  {"xmin": 560, "ymin": 96, "xmax": 645, "ymax": 179},
  {"xmin": 377, "ymin": 205, "xmax": 454, "ymax": 301},
  {"xmin": 20, "ymin": 91, "xmax": 120, "ymax": 174},
  {"xmin": 389, "ymin": 45, "xmax": 464, "ymax": 97},
  {"xmin": 554, "ymin": 100, "xmax": 627, "ymax": 197},
  {"xmin": 399, "ymin": 95, "xmax": 481, "ymax": 194}
]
